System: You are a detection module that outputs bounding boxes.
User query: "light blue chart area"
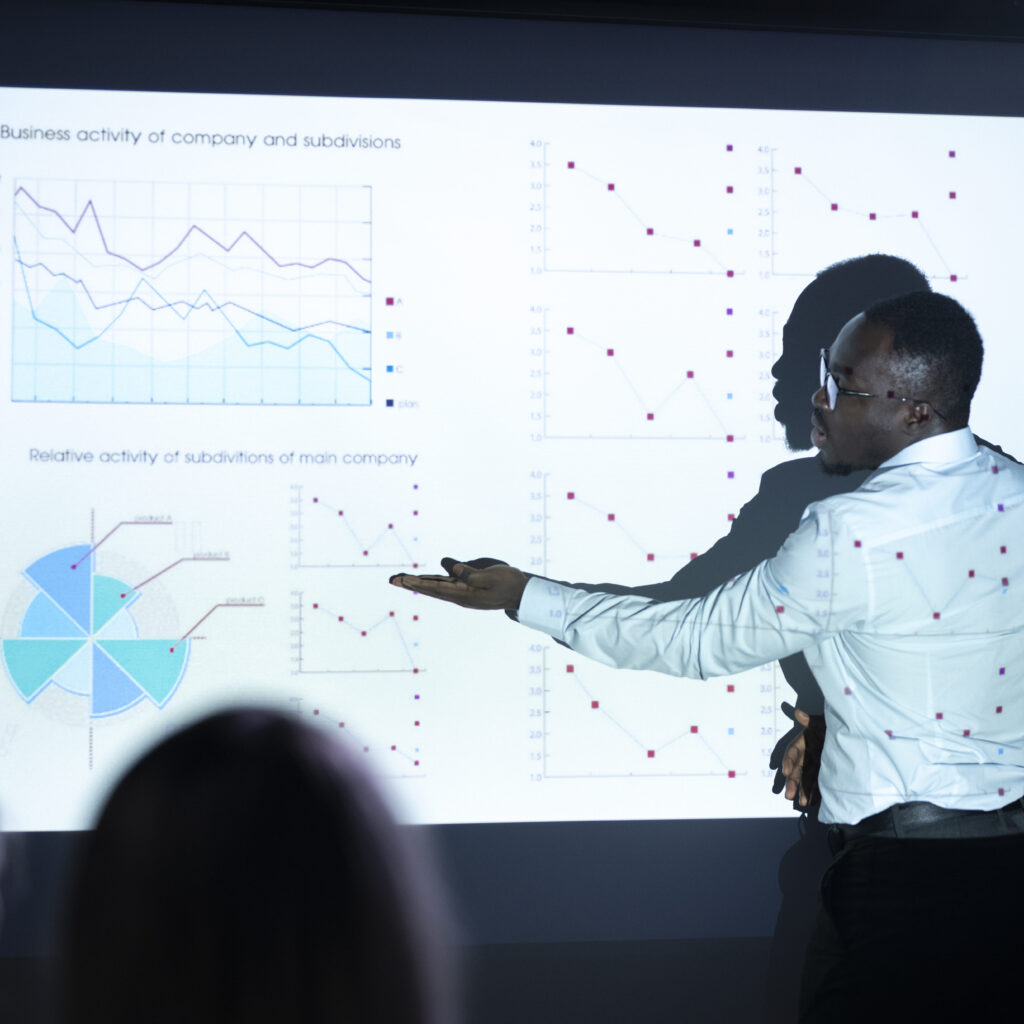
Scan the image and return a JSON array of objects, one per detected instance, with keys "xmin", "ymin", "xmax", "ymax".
[
  {"xmin": 11, "ymin": 182, "xmax": 373, "ymax": 405},
  {"xmin": 2, "ymin": 545, "xmax": 189, "ymax": 717}
]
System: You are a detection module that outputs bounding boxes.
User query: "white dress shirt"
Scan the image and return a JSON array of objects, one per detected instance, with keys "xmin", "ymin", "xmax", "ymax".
[{"xmin": 518, "ymin": 428, "xmax": 1024, "ymax": 825}]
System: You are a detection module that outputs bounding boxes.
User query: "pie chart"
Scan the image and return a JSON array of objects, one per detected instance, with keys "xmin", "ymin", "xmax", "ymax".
[{"xmin": 2, "ymin": 544, "xmax": 189, "ymax": 717}]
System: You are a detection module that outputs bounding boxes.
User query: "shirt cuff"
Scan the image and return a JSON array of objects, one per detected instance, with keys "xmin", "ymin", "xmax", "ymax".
[{"xmin": 517, "ymin": 576, "xmax": 568, "ymax": 638}]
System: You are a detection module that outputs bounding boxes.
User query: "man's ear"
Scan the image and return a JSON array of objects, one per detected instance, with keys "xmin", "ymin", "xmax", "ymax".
[{"xmin": 903, "ymin": 400, "xmax": 938, "ymax": 434}]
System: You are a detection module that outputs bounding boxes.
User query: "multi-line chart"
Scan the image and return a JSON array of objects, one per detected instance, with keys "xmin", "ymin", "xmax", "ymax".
[{"xmin": 12, "ymin": 180, "xmax": 373, "ymax": 404}]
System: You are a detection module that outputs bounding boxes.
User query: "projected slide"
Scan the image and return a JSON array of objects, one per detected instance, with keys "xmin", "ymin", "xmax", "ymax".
[
  {"xmin": 13, "ymin": 181, "xmax": 372, "ymax": 405},
  {"xmin": 1, "ymin": 86, "xmax": 1022, "ymax": 830}
]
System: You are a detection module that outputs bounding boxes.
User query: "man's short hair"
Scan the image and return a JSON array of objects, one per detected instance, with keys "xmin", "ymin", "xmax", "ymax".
[{"xmin": 863, "ymin": 290, "xmax": 983, "ymax": 425}]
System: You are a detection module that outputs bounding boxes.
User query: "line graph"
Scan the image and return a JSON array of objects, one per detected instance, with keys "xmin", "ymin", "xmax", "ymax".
[
  {"xmin": 539, "ymin": 142, "xmax": 743, "ymax": 275},
  {"xmin": 767, "ymin": 145, "xmax": 965, "ymax": 281},
  {"xmin": 539, "ymin": 646, "xmax": 745, "ymax": 779},
  {"xmin": 289, "ymin": 483, "xmax": 422, "ymax": 570},
  {"xmin": 290, "ymin": 590, "xmax": 423, "ymax": 674},
  {"xmin": 12, "ymin": 180, "xmax": 372, "ymax": 404},
  {"xmin": 537, "ymin": 305, "xmax": 744, "ymax": 440},
  {"xmin": 535, "ymin": 467, "xmax": 745, "ymax": 587}
]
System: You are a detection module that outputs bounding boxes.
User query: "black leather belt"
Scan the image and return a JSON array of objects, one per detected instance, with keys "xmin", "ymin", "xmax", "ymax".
[{"xmin": 831, "ymin": 797, "xmax": 1024, "ymax": 847}]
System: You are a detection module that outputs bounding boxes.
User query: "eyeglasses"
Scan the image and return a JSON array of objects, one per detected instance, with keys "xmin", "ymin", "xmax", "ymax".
[{"xmin": 818, "ymin": 349, "xmax": 946, "ymax": 420}]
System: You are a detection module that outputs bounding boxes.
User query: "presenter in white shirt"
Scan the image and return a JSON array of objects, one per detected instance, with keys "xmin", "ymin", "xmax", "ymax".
[{"xmin": 392, "ymin": 290, "xmax": 1024, "ymax": 1020}]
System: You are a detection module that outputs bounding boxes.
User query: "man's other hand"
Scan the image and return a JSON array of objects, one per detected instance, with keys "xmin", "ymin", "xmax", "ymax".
[
  {"xmin": 769, "ymin": 702, "xmax": 825, "ymax": 808},
  {"xmin": 390, "ymin": 557, "xmax": 527, "ymax": 611}
]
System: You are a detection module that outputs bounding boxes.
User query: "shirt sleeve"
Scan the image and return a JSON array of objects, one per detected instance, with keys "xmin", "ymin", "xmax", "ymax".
[{"xmin": 516, "ymin": 505, "xmax": 862, "ymax": 679}]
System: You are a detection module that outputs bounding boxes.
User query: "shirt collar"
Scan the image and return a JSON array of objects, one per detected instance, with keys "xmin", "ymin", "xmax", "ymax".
[{"xmin": 877, "ymin": 427, "xmax": 978, "ymax": 470}]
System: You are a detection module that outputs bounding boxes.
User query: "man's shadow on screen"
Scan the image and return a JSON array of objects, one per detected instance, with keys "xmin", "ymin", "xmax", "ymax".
[{"xmin": 534, "ymin": 255, "xmax": 1015, "ymax": 1024}]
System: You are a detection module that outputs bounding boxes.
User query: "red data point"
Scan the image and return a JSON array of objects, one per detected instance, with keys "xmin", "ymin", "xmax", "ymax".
[
  {"xmin": 687, "ymin": 370, "xmax": 694, "ymax": 378},
  {"xmin": 389, "ymin": 611, "xmax": 395, "ymax": 617},
  {"xmin": 647, "ymin": 413, "xmax": 654, "ymax": 421},
  {"xmin": 854, "ymin": 540, "xmax": 862, "ymax": 548},
  {"xmin": 963, "ymin": 730, "xmax": 970, "ymax": 737},
  {"xmin": 1000, "ymin": 666, "xmax": 1006, "ymax": 674},
  {"xmin": 949, "ymin": 150, "xmax": 956, "ymax": 157},
  {"xmin": 338, "ymin": 510, "xmax": 343, "ymax": 516},
  {"xmin": 1001, "ymin": 546, "xmax": 1007, "ymax": 553},
  {"xmin": 950, "ymin": 274, "xmax": 958, "ymax": 282},
  {"xmin": 727, "ymin": 270, "xmax": 734, "ymax": 277},
  {"xmin": 969, "ymin": 570, "xmax": 975, "ymax": 578},
  {"xmin": 567, "ymin": 160, "xmax": 575, "ymax": 168},
  {"xmin": 591, "ymin": 700, "xmax": 599, "ymax": 709},
  {"xmin": 831, "ymin": 203, "xmax": 838, "ymax": 211},
  {"xmin": 361, "ymin": 630, "xmax": 367, "ymax": 636},
  {"xmin": 997, "ymin": 705, "xmax": 1003, "ymax": 713},
  {"xmin": 693, "ymin": 239, "xmax": 701, "ymax": 247},
  {"xmin": 413, "ymin": 615, "xmax": 419, "ymax": 621},
  {"xmin": 727, "ymin": 684, "xmax": 734, "ymax": 692},
  {"xmin": 413, "ymin": 667, "xmax": 419, "ymax": 674},
  {"xmin": 646, "ymin": 227, "xmax": 654, "ymax": 235},
  {"xmin": 414, "ymin": 721, "xmax": 420, "ymax": 726},
  {"xmin": 726, "ymin": 350, "xmax": 734, "ymax": 358},
  {"xmin": 727, "ymin": 185, "xmax": 734, "ymax": 193},
  {"xmin": 386, "ymin": 297, "xmax": 394, "ymax": 305},
  {"xmin": 896, "ymin": 552, "xmax": 904, "ymax": 559},
  {"xmin": 999, "ymin": 787, "xmax": 1006, "ymax": 796},
  {"xmin": 794, "ymin": 167, "xmax": 802, "ymax": 174},
  {"xmin": 776, "ymin": 605, "xmax": 785, "ymax": 613},
  {"xmin": 362, "ymin": 550, "xmax": 368, "ymax": 556},
  {"xmin": 607, "ymin": 348, "xmax": 614, "ymax": 356},
  {"xmin": 993, "ymin": 466, "xmax": 1000, "ymax": 474},
  {"xmin": 567, "ymin": 491, "xmax": 575, "ymax": 500},
  {"xmin": 391, "ymin": 745, "xmax": 396, "ymax": 750},
  {"xmin": 1003, "ymin": 578, "xmax": 1010, "ymax": 586},
  {"xmin": 870, "ymin": 212, "xmax": 877, "ymax": 220},
  {"xmin": 728, "ymin": 770, "xmax": 736, "ymax": 778},
  {"xmin": 337, "ymin": 616, "xmax": 343, "ymax": 622},
  {"xmin": 647, "ymin": 750, "xmax": 655, "ymax": 758},
  {"xmin": 690, "ymin": 725, "xmax": 698, "ymax": 734},
  {"xmin": 844, "ymin": 686, "xmax": 852, "ymax": 695},
  {"xmin": 885, "ymin": 729, "xmax": 893, "ymax": 738},
  {"xmin": 726, "ymin": 434, "xmax": 734, "ymax": 442},
  {"xmin": 936, "ymin": 712, "xmax": 944, "ymax": 719},
  {"xmin": 566, "ymin": 326, "xmax": 574, "ymax": 334},
  {"xmin": 414, "ymin": 760, "xmax": 420, "ymax": 766},
  {"xmin": 607, "ymin": 183, "xmax": 615, "ymax": 191},
  {"xmin": 726, "ymin": 144, "xmax": 733, "ymax": 151},
  {"xmin": 933, "ymin": 612, "xmax": 941, "ymax": 619},
  {"xmin": 566, "ymin": 664, "xmax": 574, "ymax": 673},
  {"xmin": 313, "ymin": 709, "xmax": 320, "ymax": 716},
  {"xmin": 607, "ymin": 513, "xmax": 615, "ymax": 521},
  {"xmin": 690, "ymin": 552, "xmax": 698, "ymax": 561},
  {"xmin": 312, "ymin": 602, "xmax": 319, "ymax": 608},
  {"xmin": 388, "ymin": 523, "xmax": 393, "ymax": 529},
  {"xmin": 949, "ymin": 191, "xmax": 957, "ymax": 199},
  {"xmin": 313, "ymin": 497, "xmax": 319, "ymax": 503},
  {"xmin": 646, "ymin": 553, "xmax": 654, "ymax": 562}
]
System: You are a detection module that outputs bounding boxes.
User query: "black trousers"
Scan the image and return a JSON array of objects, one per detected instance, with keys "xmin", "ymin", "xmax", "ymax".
[{"xmin": 799, "ymin": 826, "xmax": 1024, "ymax": 1022}]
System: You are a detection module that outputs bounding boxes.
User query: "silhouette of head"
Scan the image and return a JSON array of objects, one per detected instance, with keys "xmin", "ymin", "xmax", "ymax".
[
  {"xmin": 811, "ymin": 291, "xmax": 982, "ymax": 473},
  {"xmin": 61, "ymin": 708, "xmax": 454, "ymax": 1024},
  {"xmin": 772, "ymin": 255, "xmax": 930, "ymax": 450}
]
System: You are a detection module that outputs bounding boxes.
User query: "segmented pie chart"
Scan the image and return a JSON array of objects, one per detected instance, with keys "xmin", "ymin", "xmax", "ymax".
[{"xmin": 2, "ymin": 545, "xmax": 189, "ymax": 717}]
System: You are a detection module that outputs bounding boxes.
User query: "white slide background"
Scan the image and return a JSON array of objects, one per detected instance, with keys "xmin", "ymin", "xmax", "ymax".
[{"xmin": 1, "ymin": 87, "xmax": 1022, "ymax": 828}]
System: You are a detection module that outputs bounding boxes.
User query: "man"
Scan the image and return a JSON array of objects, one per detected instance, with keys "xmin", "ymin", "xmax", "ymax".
[{"xmin": 393, "ymin": 291, "xmax": 1024, "ymax": 1018}]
